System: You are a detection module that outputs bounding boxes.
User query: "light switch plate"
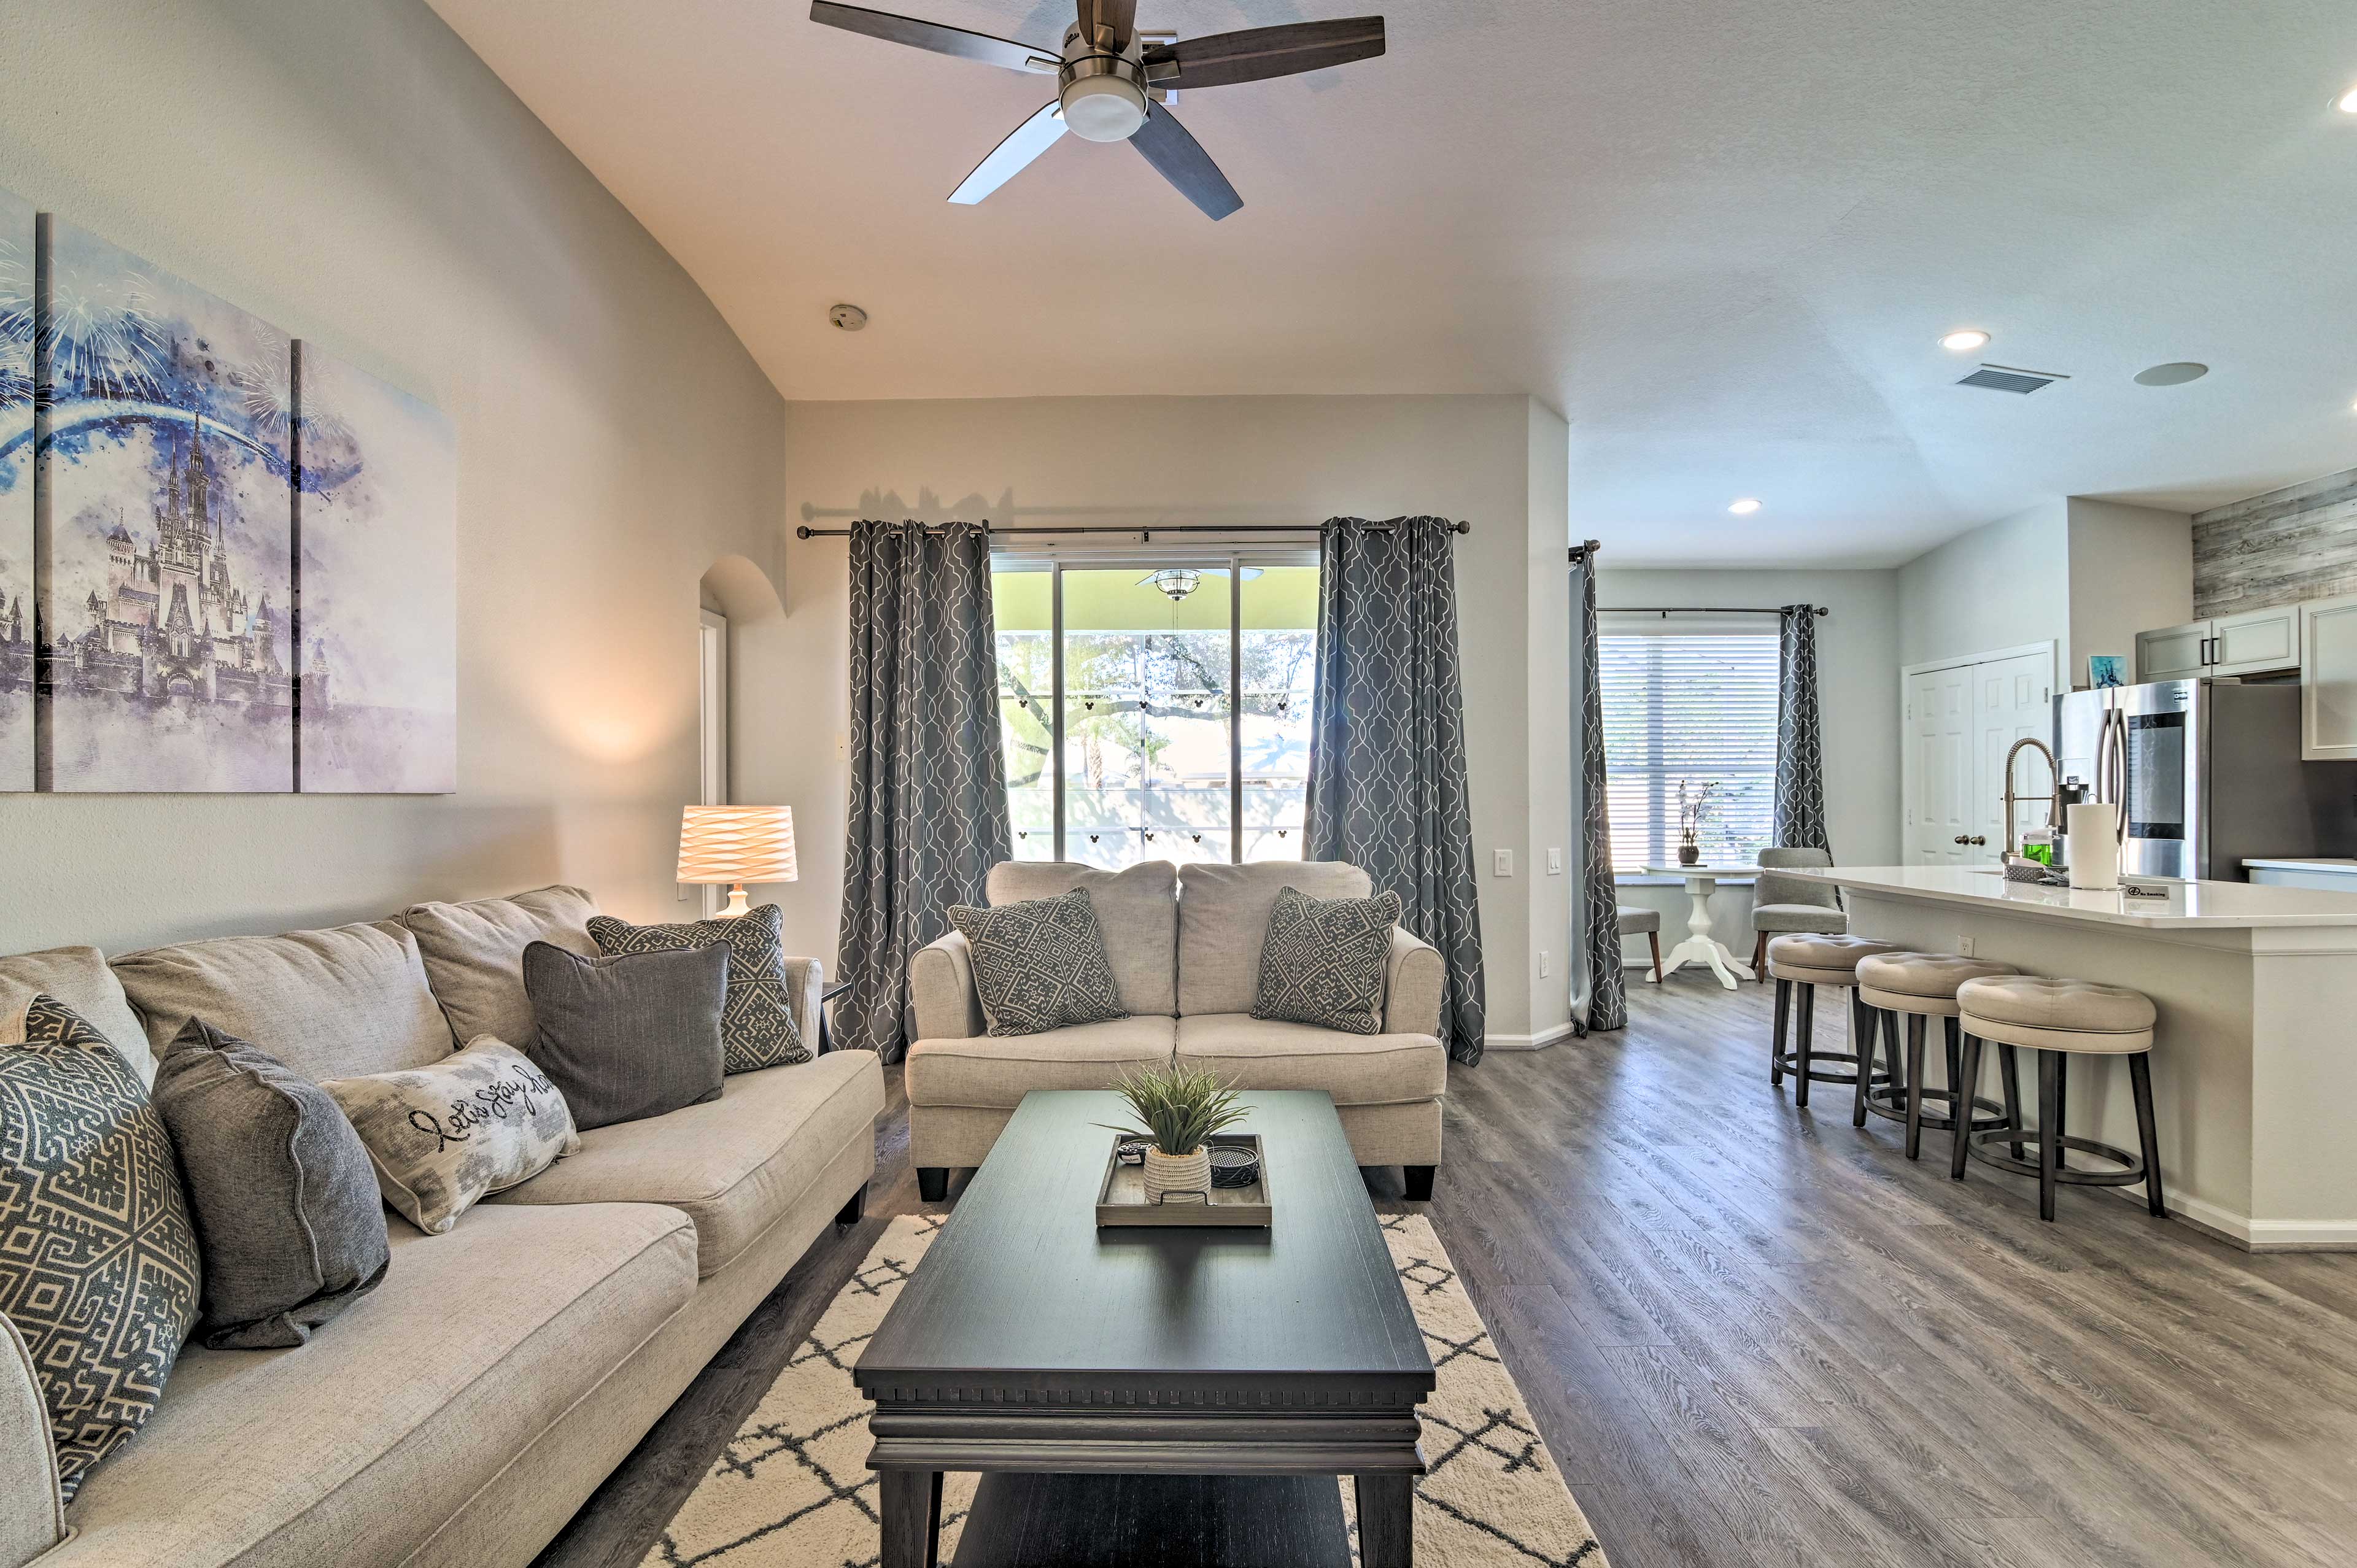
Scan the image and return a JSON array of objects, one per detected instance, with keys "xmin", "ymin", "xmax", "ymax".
[
  {"xmin": 1546, "ymin": 848, "xmax": 1563, "ymax": 875},
  {"xmin": 1493, "ymin": 849, "xmax": 1514, "ymax": 878},
  {"xmin": 1539, "ymin": 949, "xmax": 1552, "ymax": 977}
]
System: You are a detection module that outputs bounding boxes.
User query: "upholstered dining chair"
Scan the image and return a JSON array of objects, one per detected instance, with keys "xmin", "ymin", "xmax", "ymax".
[
  {"xmin": 1616, "ymin": 906, "xmax": 1663, "ymax": 983},
  {"xmin": 1749, "ymin": 847, "xmax": 1846, "ymax": 982}
]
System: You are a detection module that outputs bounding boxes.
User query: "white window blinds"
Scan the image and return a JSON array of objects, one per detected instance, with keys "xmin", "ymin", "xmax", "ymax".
[{"xmin": 1596, "ymin": 624, "xmax": 1780, "ymax": 871}]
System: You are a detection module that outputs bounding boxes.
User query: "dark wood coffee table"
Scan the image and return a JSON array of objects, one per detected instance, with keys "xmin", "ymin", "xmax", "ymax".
[{"xmin": 855, "ymin": 1088, "xmax": 1434, "ymax": 1568}]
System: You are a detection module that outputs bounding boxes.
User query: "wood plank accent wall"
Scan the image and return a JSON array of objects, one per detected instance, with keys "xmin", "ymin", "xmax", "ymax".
[{"xmin": 2194, "ymin": 466, "xmax": 2357, "ymax": 619}]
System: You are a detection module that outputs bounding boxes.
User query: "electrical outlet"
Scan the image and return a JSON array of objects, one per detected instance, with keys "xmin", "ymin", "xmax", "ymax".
[
  {"xmin": 1546, "ymin": 848, "xmax": 1563, "ymax": 875},
  {"xmin": 1492, "ymin": 849, "xmax": 1514, "ymax": 878},
  {"xmin": 1957, "ymin": 935, "xmax": 1976, "ymax": 957},
  {"xmin": 1539, "ymin": 949, "xmax": 1552, "ymax": 978}
]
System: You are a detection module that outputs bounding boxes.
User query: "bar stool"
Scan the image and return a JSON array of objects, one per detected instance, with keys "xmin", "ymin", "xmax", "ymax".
[
  {"xmin": 1854, "ymin": 952, "xmax": 2023, "ymax": 1158},
  {"xmin": 1766, "ymin": 934, "xmax": 1906, "ymax": 1108},
  {"xmin": 1953, "ymin": 976, "xmax": 2164, "ymax": 1223}
]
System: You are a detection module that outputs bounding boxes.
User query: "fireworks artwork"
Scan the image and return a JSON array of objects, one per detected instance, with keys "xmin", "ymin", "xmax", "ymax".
[{"xmin": 6, "ymin": 206, "xmax": 457, "ymax": 794}]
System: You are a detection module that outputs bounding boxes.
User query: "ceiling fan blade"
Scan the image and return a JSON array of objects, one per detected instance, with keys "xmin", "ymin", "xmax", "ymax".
[
  {"xmin": 1129, "ymin": 103, "xmax": 1242, "ymax": 221},
  {"xmin": 1144, "ymin": 17, "xmax": 1385, "ymax": 90},
  {"xmin": 949, "ymin": 102, "xmax": 1068, "ymax": 204},
  {"xmin": 809, "ymin": 1, "xmax": 1056, "ymax": 73},
  {"xmin": 1075, "ymin": 0, "xmax": 1137, "ymax": 50}
]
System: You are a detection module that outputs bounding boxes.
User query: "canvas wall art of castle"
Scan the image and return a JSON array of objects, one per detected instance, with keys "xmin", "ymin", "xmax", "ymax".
[{"xmin": 4, "ymin": 209, "xmax": 455, "ymax": 794}]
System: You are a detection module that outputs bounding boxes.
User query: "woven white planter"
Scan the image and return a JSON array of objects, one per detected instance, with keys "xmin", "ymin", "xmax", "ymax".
[{"xmin": 1142, "ymin": 1146, "xmax": 1211, "ymax": 1205}]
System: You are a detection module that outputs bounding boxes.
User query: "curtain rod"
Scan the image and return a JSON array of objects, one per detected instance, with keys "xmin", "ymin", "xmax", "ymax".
[
  {"xmin": 1603, "ymin": 604, "xmax": 1830, "ymax": 617},
  {"xmin": 794, "ymin": 520, "xmax": 1473, "ymax": 540}
]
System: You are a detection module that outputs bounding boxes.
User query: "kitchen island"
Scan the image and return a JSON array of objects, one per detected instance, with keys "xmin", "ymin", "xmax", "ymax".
[{"xmin": 1794, "ymin": 865, "xmax": 2357, "ymax": 1251}]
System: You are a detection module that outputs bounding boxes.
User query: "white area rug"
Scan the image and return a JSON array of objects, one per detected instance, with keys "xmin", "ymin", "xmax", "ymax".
[{"xmin": 647, "ymin": 1211, "xmax": 1608, "ymax": 1567}]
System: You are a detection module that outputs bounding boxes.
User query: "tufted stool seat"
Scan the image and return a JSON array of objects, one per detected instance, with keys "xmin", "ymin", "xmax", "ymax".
[
  {"xmin": 1954, "ymin": 975, "xmax": 2165, "ymax": 1222},
  {"xmin": 1764, "ymin": 935, "xmax": 1907, "ymax": 1110},
  {"xmin": 1854, "ymin": 952, "xmax": 2023, "ymax": 1158}
]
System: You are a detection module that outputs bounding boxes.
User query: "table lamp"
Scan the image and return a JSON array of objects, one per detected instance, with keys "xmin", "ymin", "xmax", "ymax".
[{"xmin": 678, "ymin": 805, "xmax": 797, "ymax": 917}]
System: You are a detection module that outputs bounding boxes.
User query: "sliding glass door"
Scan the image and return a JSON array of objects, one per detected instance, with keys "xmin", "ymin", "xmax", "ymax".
[{"xmin": 992, "ymin": 555, "xmax": 1318, "ymax": 868}]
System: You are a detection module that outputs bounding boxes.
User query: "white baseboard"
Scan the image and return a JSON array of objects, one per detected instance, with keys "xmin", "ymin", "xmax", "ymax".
[
  {"xmin": 1484, "ymin": 1021, "xmax": 1577, "ymax": 1051},
  {"xmin": 2097, "ymin": 1184, "xmax": 2357, "ymax": 1251}
]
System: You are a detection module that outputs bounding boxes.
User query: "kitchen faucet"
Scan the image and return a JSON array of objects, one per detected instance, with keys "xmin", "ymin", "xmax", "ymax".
[{"xmin": 2001, "ymin": 737, "xmax": 2062, "ymax": 860}]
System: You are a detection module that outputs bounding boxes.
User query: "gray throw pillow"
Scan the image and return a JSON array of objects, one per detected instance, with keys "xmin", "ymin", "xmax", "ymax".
[
  {"xmin": 587, "ymin": 905, "xmax": 809, "ymax": 1072},
  {"xmin": 0, "ymin": 995, "xmax": 201, "ymax": 1504},
  {"xmin": 322, "ymin": 1038, "xmax": 579, "ymax": 1235},
  {"xmin": 521, "ymin": 941, "xmax": 727, "ymax": 1130},
  {"xmin": 948, "ymin": 887, "xmax": 1128, "ymax": 1037},
  {"xmin": 152, "ymin": 1019, "xmax": 391, "ymax": 1350},
  {"xmin": 1250, "ymin": 886, "xmax": 1404, "ymax": 1036}
]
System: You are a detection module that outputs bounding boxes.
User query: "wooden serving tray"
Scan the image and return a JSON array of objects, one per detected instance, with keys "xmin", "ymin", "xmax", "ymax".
[{"xmin": 1094, "ymin": 1133, "xmax": 1271, "ymax": 1227}]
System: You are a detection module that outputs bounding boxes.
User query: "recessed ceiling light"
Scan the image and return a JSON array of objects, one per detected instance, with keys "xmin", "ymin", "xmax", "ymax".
[
  {"xmin": 2134, "ymin": 361, "xmax": 2209, "ymax": 386},
  {"xmin": 1728, "ymin": 498, "xmax": 1762, "ymax": 516},
  {"xmin": 2337, "ymin": 85, "xmax": 2357, "ymax": 114},
  {"xmin": 1940, "ymin": 329, "xmax": 1991, "ymax": 353}
]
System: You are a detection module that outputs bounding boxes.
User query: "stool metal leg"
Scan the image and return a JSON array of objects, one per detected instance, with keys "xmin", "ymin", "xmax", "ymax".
[
  {"xmin": 2129, "ymin": 1052, "xmax": 2165, "ymax": 1218},
  {"xmin": 1883, "ymin": 1009, "xmax": 1906, "ymax": 1100},
  {"xmin": 2053, "ymin": 1052, "xmax": 2070, "ymax": 1173},
  {"xmin": 1997, "ymin": 1043, "xmax": 2025, "ymax": 1161},
  {"xmin": 1794, "ymin": 984, "xmax": 1816, "ymax": 1108},
  {"xmin": 1771, "ymin": 978, "xmax": 1791, "ymax": 1086},
  {"xmin": 1851, "ymin": 994, "xmax": 1878, "ymax": 1127},
  {"xmin": 1950, "ymin": 1031, "xmax": 1983, "ymax": 1181},
  {"xmin": 2037, "ymin": 1048, "xmax": 2061, "ymax": 1222},
  {"xmin": 1903, "ymin": 1013, "xmax": 1929, "ymax": 1160}
]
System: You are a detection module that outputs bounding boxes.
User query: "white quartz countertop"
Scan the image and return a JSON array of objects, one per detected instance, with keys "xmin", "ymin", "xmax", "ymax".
[
  {"xmin": 2243, "ymin": 857, "xmax": 2357, "ymax": 874},
  {"xmin": 1794, "ymin": 865, "xmax": 2357, "ymax": 929}
]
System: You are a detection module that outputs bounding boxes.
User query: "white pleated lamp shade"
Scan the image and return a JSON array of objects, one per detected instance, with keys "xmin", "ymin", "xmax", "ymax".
[{"xmin": 678, "ymin": 806, "xmax": 796, "ymax": 915}]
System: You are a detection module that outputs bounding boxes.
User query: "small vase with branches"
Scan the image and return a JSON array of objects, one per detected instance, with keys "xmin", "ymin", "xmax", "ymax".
[
  {"xmin": 1675, "ymin": 778, "xmax": 1720, "ymax": 865},
  {"xmin": 1104, "ymin": 1063, "xmax": 1248, "ymax": 1205}
]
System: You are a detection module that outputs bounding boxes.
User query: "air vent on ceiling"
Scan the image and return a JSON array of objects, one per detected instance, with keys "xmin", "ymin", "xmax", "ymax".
[{"xmin": 1957, "ymin": 363, "xmax": 2069, "ymax": 394}]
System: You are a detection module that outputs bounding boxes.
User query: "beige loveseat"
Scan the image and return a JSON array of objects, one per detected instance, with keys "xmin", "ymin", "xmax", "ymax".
[
  {"xmin": 906, "ymin": 860, "xmax": 1449, "ymax": 1202},
  {"xmin": 0, "ymin": 886, "xmax": 883, "ymax": 1568}
]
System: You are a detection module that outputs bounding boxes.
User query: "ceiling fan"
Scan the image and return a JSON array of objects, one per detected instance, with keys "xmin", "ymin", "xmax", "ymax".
[{"xmin": 808, "ymin": 2, "xmax": 1385, "ymax": 220}]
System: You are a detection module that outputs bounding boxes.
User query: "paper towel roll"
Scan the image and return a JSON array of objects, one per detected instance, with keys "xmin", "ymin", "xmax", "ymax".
[{"xmin": 2068, "ymin": 803, "xmax": 2119, "ymax": 890}]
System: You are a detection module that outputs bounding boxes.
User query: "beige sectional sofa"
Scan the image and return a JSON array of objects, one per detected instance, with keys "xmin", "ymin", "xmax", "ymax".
[
  {"xmin": 906, "ymin": 860, "xmax": 1450, "ymax": 1202},
  {"xmin": 0, "ymin": 886, "xmax": 882, "ymax": 1568}
]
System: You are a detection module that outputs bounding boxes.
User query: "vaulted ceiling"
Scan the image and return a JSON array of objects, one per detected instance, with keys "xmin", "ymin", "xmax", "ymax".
[{"xmin": 428, "ymin": 0, "xmax": 2357, "ymax": 565}]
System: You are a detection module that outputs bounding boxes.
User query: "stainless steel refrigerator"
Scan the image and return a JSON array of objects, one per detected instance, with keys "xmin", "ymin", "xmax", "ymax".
[{"xmin": 2053, "ymin": 679, "xmax": 2357, "ymax": 881}]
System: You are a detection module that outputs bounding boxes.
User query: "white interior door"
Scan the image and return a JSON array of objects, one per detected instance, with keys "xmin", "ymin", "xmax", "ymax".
[
  {"xmin": 1974, "ymin": 651, "xmax": 2052, "ymax": 858},
  {"xmin": 1906, "ymin": 665, "xmax": 1973, "ymax": 863}
]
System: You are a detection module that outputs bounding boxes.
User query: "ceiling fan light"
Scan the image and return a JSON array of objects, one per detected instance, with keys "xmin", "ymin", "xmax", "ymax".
[{"xmin": 1061, "ymin": 75, "xmax": 1148, "ymax": 141}]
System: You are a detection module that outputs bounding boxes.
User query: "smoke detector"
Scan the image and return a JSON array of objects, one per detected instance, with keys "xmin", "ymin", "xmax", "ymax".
[{"xmin": 829, "ymin": 303, "xmax": 869, "ymax": 332}]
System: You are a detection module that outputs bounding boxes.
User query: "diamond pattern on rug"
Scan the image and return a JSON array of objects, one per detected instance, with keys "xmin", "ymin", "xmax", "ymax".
[
  {"xmin": 647, "ymin": 1211, "xmax": 1606, "ymax": 1568},
  {"xmin": 949, "ymin": 888, "xmax": 1126, "ymax": 1038},
  {"xmin": 1250, "ymin": 886, "xmax": 1403, "ymax": 1035}
]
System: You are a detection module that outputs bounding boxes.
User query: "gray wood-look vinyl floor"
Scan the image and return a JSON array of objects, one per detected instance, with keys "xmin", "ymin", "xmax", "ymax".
[{"xmin": 533, "ymin": 981, "xmax": 2357, "ymax": 1568}]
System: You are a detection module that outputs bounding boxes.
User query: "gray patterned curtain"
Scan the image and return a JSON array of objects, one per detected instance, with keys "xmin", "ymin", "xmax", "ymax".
[
  {"xmin": 1305, "ymin": 516, "xmax": 1485, "ymax": 1064},
  {"xmin": 1773, "ymin": 604, "xmax": 1829, "ymax": 853},
  {"xmin": 1570, "ymin": 548, "xmax": 1625, "ymax": 1035},
  {"xmin": 835, "ymin": 521, "xmax": 1011, "ymax": 1062}
]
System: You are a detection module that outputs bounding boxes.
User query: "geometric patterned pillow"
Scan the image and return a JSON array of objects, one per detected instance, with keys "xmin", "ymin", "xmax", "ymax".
[
  {"xmin": 948, "ymin": 888, "xmax": 1128, "ymax": 1038},
  {"xmin": 1250, "ymin": 886, "xmax": 1403, "ymax": 1036},
  {"xmin": 0, "ymin": 995, "xmax": 202, "ymax": 1504},
  {"xmin": 587, "ymin": 905, "xmax": 809, "ymax": 1073}
]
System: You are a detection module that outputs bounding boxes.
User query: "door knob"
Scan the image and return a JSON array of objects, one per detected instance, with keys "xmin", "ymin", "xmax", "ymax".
[
  {"xmin": 1969, "ymin": 835, "xmax": 1987, "ymax": 846},
  {"xmin": 1954, "ymin": 835, "xmax": 1970, "ymax": 844}
]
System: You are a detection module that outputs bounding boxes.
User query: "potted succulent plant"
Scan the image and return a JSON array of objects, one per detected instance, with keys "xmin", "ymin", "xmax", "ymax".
[{"xmin": 1105, "ymin": 1063, "xmax": 1248, "ymax": 1205}]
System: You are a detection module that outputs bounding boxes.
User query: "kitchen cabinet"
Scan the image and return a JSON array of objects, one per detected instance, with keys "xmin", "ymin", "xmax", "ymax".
[
  {"xmin": 2301, "ymin": 592, "xmax": 2357, "ymax": 760},
  {"xmin": 2135, "ymin": 604, "xmax": 2301, "ymax": 682}
]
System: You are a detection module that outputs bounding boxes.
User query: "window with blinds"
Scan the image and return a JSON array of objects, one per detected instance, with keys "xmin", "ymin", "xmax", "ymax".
[{"xmin": 1597, "ymin": 627, "xmax": 1780, "ymax": 871}]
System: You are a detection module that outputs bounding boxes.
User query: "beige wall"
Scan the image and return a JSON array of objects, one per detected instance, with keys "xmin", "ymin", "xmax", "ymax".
[
  {"xmin": 2067, "ymin": 497, "xmax": 2193, "ymax": 679},
  {"xmin": 0, "ymin": 0, "xmax": 787, "ymax": 957},
  {"xmin": 1595, "ymin": 567, "xmax": 1902, "ymax": 963},
  {"xmin": 752, "ymin": 393, "xmax": 1572, "ymax": 1043}
]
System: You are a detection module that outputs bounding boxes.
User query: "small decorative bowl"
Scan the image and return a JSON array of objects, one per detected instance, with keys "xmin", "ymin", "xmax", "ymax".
[{"xmin": 1209, "ymin": 1145, "xmax": 1260, "ymax": 1189}]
